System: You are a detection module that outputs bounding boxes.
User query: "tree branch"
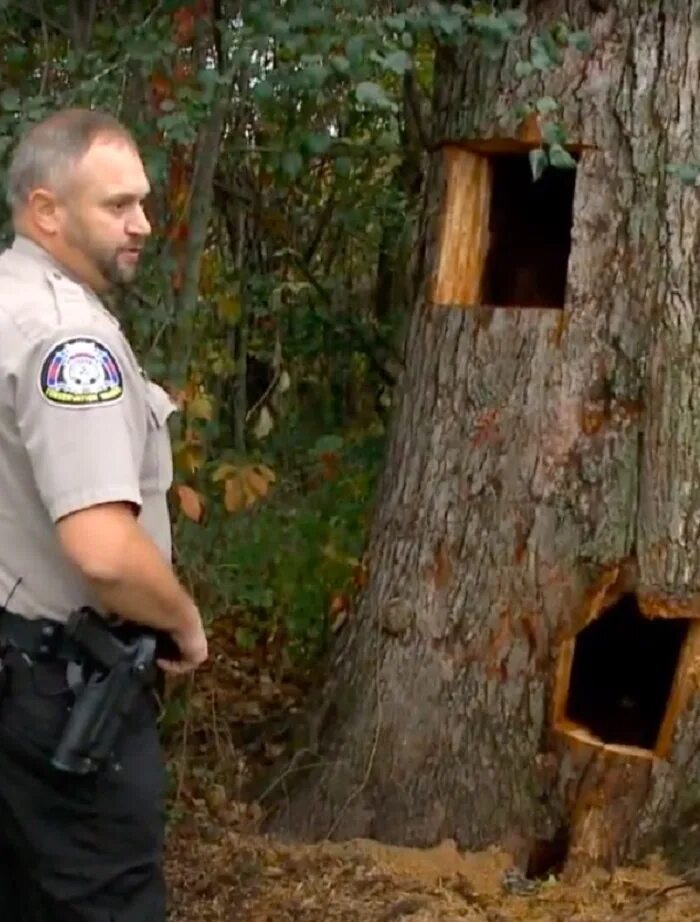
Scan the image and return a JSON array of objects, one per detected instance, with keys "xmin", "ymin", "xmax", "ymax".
[
  {"xmin": 303, "ymin": 190, "xmax": 336, "ymax": 266},
  {"xmin": 37, "ymin": 0, "xmax": 51, "ymax": 95},
  {"xmin": 174, "ymin": 91, "xmax": 233, "ymax": 375}
]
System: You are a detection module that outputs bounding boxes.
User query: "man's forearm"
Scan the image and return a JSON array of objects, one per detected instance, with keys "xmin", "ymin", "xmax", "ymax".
[{"xmin": 84, "ymin": 529, "xmax": 200, "ymax": 637}]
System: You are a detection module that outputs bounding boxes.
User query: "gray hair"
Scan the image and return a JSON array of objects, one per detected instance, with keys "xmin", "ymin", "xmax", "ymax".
[{"xmin": 6, "ymin": 107, "xmax": 137, "ymax": 211}]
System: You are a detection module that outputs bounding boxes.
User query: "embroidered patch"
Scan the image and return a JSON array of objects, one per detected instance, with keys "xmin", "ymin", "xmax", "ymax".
[{"xmin": 40, "ymin": 337, "xmax": 124, "ymax": 407}]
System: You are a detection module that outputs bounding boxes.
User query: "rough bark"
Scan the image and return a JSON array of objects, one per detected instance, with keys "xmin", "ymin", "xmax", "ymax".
[{"xmin": 265, "ymin": 0, "xmax": 700, "ymax": 877}]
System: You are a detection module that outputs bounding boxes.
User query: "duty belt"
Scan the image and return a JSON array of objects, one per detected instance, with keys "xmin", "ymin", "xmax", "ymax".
[{"xmin": 0, "ymin": 609, "xmax": 85, "ymax": 662}]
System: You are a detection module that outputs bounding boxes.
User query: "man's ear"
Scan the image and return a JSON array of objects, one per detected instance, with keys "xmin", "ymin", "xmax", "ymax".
[{"xmin": 27, "ymin": 188, "xmax": 61, "ymax": 235}]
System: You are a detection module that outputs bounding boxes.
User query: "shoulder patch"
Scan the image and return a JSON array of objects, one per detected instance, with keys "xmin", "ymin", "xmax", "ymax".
[{"xmin": 39, "ymin": 337, "xmax": 124, "ymax": 407}]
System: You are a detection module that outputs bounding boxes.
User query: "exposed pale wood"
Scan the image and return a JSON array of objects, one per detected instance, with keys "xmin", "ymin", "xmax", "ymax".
[
  {"xmin": 655, "ymin": 621, "xmax": 700, "ymax": 757},
  {"xmin": 556, "ymin": 721, "xmax": 656, "ymax": 761},
  {"xmin": 431, "ymin": 148, "xmax": 491, "ymax": 306}
]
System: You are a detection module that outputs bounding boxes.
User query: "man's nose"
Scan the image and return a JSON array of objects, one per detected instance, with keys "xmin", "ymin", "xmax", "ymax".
[{"xmin": 127, "ymin": 205, "xmax": 151, "ymax": 237}]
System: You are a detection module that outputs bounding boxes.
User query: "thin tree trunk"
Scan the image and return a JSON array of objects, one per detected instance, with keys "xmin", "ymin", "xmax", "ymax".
[
  {"xmin": 265, "ymin": 0, "xmax": 700, "ymax": 878},
  {"xmin": 175, "ymin": 85, "xmax": 231, "ymax": 366}
]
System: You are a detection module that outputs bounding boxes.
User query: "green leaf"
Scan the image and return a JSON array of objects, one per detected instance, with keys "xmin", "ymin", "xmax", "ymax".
[
  {"xmin": 386, "ymin": 13, "xmax": 406, "ymax": 31},
  {"xmin": 380, "ymin": 50, "xmax": 412, "ymax": 75},
  {"xmin": 667, "ymin": 163, "xmax": 700, "ymax": 185},
  {"xmin": 529, "ymin": 147, "xmax": 548, "ymax": 181},
  {"xmin": 159, "ymin": 99, "xmax": 176, "ymax": 112},
  {"xmin": 548, "ymin": 143, "xmax": 577, "ymax": 169},
  {"xmin": 355, "ymin": 81, "xmax": 393, "ymax": 110},
  {"xmin": 0, "ymin": 89, "xmax": 20, "ymax": 112},
  {"xmin": 531, "ymin": 35, "xmax": 555, "ymax": 71},
  {"xmin": 333, "ymin": 156, "xmax": 352, "ymax": 177},
  {"xmin": 472, "ymin": 12, "xmax": 516, "ymax": 42},
  {"xmin": 568, "ymin": 30, "xmax": 592, "ymax": 53},
  {"xmin": 345, "ymin": 35, "xmax": 365, "ymax": 63},
  {"xmin": 302, "ymin": 132, "xmax": 332, "ymax": 156},
  {"xmin": 435, "ymin": 11, "xmax": 462, "ymax": 36},
  {"xmin": 542, "ymin": 121, "xmax": 566, "ymax": 147},
  {"xmin": 312, "ymin": 434, "xmax": 344, "ymax": 455},
  {"xmin": 329, "ymin": 54, "xmax": 351, "ymax": 75},
  {"xmin": 502, "ymin": 8, "xmax": 528, "ymax": 29},
  {"xmin": 401, "ymin": 31, "xmax": 414, "ymax": 49},
  {"xmin": 536, "ymin": 96, "xmax": 558, "ymax": 116},
  {"xmin": 252, "ymin": 79, "xmax": 275, "ymax": 102},
  {"xmin": 515, "ymin": 60, "xmax": 534, "ymax": 78},
  {"xmin": 281, "ymin": 150, "xmax": 304, "ymax": 178}
]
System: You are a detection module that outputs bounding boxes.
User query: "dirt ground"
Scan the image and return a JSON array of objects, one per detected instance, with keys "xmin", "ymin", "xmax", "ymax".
[
  {"xmin": 163, "ymin": 620, "xmax": 700, "ymax": 921},
  {"xmin": 165, "ymin": 807, "xmax": 700, "ymax": 922}
]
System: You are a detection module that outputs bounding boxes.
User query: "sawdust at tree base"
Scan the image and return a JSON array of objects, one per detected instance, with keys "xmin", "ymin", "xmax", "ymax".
[{"xmin": 165, "ymin": 812, "xmax": 700, "ymax": 922}]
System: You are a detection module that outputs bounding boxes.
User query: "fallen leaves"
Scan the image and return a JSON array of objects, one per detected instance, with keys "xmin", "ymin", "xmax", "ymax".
[
  {"xmin": 165, "ymin": 814, "xmax": 700, "ymax": 922},
  {"xmin": 162, "ymin": 618, "xmax": 700, "ymax": 922}
]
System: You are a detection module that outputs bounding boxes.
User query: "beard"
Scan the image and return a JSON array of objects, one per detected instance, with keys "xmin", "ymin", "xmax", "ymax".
[{"xmin": 64, "ymin": 221, "xmax": 141, "ymax": 288}]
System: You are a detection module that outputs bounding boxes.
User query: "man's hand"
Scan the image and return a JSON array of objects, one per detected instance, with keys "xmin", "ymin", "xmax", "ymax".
[{"xmin": 158, "ymin": 610, "xmax": 208, "ymax": 675}]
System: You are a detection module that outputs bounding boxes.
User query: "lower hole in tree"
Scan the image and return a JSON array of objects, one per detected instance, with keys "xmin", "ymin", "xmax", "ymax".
[
  {"xmin": 565, "ymin": 594, "xmax": 689, "ymax": 750},
  {"xmin": 526, "ymin": 825, "xmax": 569, "ymax": 880}
]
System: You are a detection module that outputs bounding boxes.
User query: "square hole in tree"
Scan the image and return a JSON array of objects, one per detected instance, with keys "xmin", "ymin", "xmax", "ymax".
[
  {"xmin": 563, "ymin": 594, "xmax": 690, "ymax": 751},
  {"xmin": 480, "ymin": 154, "xmax": 577, "ymax": 308},
  {"xmin": 432, "ymin": 146, "xmax": 578, "ymax": 308}
]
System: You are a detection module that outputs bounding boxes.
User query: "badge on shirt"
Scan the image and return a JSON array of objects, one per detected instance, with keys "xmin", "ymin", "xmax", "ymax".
[{"xmin": 39, "ymin": 337, "xmax": 124, "ymax": 407}]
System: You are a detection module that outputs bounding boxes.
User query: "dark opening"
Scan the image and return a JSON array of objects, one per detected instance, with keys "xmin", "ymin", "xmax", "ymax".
[
  {"xmin": 526, "ymin": 826, "xmax": 569, "ymax": 880},
  {"xmin": 565, "ymin": 594, "xmax": 689, "ymax": 750},
  {"xmin": 480, "ymin": 154, "xmax": 576, "ymax": 308}
]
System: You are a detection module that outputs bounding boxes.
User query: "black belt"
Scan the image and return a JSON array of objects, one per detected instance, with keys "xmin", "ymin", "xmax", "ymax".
[{"xmin": 0, "ymin": 609, "xmax": 83, "ymax": 662}]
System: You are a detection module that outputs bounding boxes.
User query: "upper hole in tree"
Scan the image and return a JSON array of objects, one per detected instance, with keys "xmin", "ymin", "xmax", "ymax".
[
  {"xmin": 565, "ymin": 593, "xmax": 689, "ymax": 751},
  {"xmin": 480, "ymin": 154, "xmax": 577, "ymax": 308}
]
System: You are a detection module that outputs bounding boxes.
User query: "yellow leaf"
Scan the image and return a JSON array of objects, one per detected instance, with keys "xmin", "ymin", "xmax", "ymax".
[
  {"xmin": 224, "ymin": 476, "xmax": 245, "ymax": 513},
  {"xmin": 188, "ymin": 393, "xmax": 213, "ymax": 421},
  {"xmin": 175, "ymin": 484, "xmax": 203, "ymax": 522},
  {"xmin": 244, "ymin": 467, "xmax": 272, "ymax": 499},
  {"xmin": 254, "ymin": 463, "xmax": 276, "ymax": 484},
  {"xmin": 242, "ymin": 479, "xmax": 259, "ymax": 508},
  {"xmin": 212, "ymin": 462, "xmax": 239, "ymax": 483},
  {"xmin": 174, "ymin": 444, "xmax": 203, "ymax": 475},
  {"xmin": 217, "ymin": 292, "xmax": 241, "ymax": 324}
]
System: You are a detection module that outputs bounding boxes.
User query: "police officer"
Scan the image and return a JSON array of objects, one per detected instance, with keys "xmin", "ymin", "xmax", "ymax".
[{"xmin": 0, "ymin": 108, "xmax": 208, "ymax": 920}]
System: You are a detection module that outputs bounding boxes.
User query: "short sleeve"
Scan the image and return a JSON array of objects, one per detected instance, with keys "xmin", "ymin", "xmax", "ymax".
[{"xmin": 13, "ymin": 327, "xmax": 146, "ymax": 522}]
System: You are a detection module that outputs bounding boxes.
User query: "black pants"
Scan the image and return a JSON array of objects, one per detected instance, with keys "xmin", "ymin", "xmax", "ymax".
[{"xmin": 0, "ymin": 649, "xmax": 167, "ymax": 921}]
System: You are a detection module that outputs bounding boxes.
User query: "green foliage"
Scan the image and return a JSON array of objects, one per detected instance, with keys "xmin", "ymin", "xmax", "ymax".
[{"xmin": 175, "ymin": 428, "xmax": 385, "ymax": 661}]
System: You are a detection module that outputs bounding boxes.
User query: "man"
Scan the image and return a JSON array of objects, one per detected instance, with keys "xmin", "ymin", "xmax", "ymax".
[{"xmin": 0, "ymin": 108, "xmax": 208, "ymax": 920}]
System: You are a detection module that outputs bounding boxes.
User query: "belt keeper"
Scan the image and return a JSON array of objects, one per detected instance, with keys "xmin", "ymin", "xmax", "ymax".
[{"xmin": 37, "ymin": 622, "xmax": 60, "ymax": 658}]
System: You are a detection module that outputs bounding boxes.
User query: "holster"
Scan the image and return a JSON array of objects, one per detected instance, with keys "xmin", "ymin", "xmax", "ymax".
[{"xmin": 50, "ymin": 607, "xmax": 162, "ymax": 774}]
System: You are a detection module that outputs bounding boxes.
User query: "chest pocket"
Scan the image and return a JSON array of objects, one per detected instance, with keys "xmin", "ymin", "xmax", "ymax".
[{"xmin": 141, "ymin": 381, "xmax": 177, "ymax": 493}]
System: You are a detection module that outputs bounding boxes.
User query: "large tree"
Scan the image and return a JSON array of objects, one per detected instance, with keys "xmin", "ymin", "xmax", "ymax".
[{"xmin": 266, "ymin": 0, "xmax": 700, "ymax": 878}]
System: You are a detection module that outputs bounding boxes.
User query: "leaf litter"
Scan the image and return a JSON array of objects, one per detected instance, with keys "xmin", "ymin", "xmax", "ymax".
[{"xmin": 163, "ymin": 620, "xmax": 700, "ymax": 922}]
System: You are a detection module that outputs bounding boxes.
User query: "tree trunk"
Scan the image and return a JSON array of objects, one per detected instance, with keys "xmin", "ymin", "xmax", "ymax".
[{"xmin": 265, "ymin": 0, "xmax": 700, "ymax": 879}]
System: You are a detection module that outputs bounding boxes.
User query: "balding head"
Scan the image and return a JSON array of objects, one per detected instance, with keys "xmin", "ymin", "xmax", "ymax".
[{"xmin": 7, "ymin": 108, "xmax": 138, "ymax": 213}]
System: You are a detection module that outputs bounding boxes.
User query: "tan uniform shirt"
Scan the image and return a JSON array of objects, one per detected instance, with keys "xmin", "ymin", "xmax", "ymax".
[{"xmin": 0, "ymin": 235, "xmax": 177, "ymax": 622}]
